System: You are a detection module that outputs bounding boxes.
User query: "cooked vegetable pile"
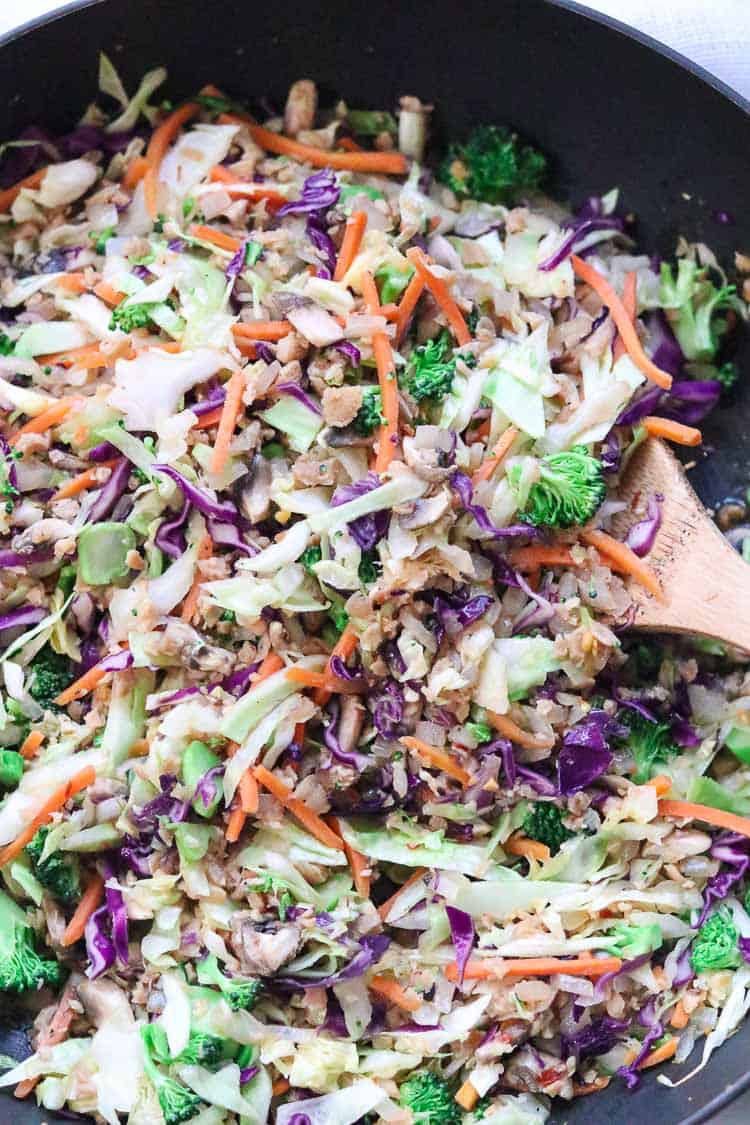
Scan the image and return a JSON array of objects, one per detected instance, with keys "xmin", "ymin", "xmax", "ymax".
[{"xmin": 0, "ymin": 56, "xmax": 747, "ymax": 1125}]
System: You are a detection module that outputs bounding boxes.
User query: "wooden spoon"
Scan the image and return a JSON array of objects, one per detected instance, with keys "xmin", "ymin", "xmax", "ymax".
[{"xmin": 611, "ymin": 437, "xmax": 750, "ymax": 651}]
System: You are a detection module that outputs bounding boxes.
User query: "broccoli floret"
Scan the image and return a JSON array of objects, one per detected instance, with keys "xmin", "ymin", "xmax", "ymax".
[
  {"xmin": 353, "ymin": 386, "xmax": 385, "ymax": 434},
  {"xmin": 605, "ymin": 921, "xmax": 663, "ymax": 960},
  {"xmin": 408, "ymin": 331, "xmax": 456, "ymax": 403},
  {"xmin": 26, "ymin": 826, "xmax": 81, "ymax": 905},
  {"xmin": 89, "ymin": 226, "xmax": 115, "ymax": 255},
  {"xmin": 399, "ymin": 1072, "xmax": 460, "ymax": 1125},
  {"xmin": 0, "ymin": 889, "xmax": 65, "ymax": 993},
  {"xmin": 141, "ymin": 1027, "xmax": 202, "ymax": 1124},
  {"xmin": 300, "ymin": 545, "xmax": 322, "ymax": 574},
  {"xmin": 0, "ymin": 750, "xmax": 23, "ymax": 789},
  {"xmin": 466, "ymin": 721, "xmax": 492, "ymax": 744},
  {"xmin": 691, "ymin": 906, "xmax": 741, "ymax": 973},
  {"xmin": 522, "ymin": 803, "xmax": 574, "ymax": 855},
  {"xmin": 520, "ymin": 446, "xmax": 606, "ymax": 529},
  {"xmin": 328, "ymin": 603, "xmax": 349, "ymax": 634},
  {"xmin": 109, "ymin": 302, "xmax": 158, "ymax": 333},
  {"xmin": 717, "ymin": 361, "xmax": 738, "ymax": 389},
  {"xmin": 472, "ymin": 1095, "xmax": 492, "ymax": 1121},
  {"xmin": 621, "ymin": 712, "xmax": 679, "ymax": 784},
  {"xmin": 659, "ymin": 259, "xmax": 743, "ymax": 362},
  {"xmin": 27, "ymin": 645, "xmax": 72, "ymax": 710},
  {"xmin": 196, "ymin": 954, "xmax": 263, "ymax": 1012},
  {"xmin": 438, "ymin": 124, "xmax": 546, "ymax": 205},
  {"xmin": 0, "ymin": 333, "xmax": 13, "ymax": 356}
]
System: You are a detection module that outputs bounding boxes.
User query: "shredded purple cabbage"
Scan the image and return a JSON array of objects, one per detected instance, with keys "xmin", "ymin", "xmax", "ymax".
[
  {"xmin": 83, "ymin": 458, "xmax": 131, "ymax": 525},
  {"xmin": 0, "ymin": 605, "xmax": 47, "ymax": 631},
  {"xmin": 539, "ymin": 216, "xmax": 624, "ymax": 272},
  {"xmin": 617, "ymin": 998, "xmax": 664, "ymax": 1089},
  {"xmin": 102, "ymin": 862, "xmax": 129, "ymax": 965},
  {"xmin": 332, "ymin": 472, "xmax": 390, "ymax": 551},
  {"xmin": 371, "ymin": 679, "xmax": 405, "ymax": 739},
  {"xmin": 194, "ymin": 764, "xmax": 225, "ymax": 811},
  {"xmin": 696, "ymin": 833, "xmax": 750, "ymax": 927},
  {"xmin": 275, "ymin": 934, "xmax": 389, "ymax": 989},
  {"xmin": 561, "ymin": 1015, "xmax": 629, "ymax": 1061},
  {"xmin": 446, "ymin": 905, "xmax": 475, "ymax": 986},
  {"xmin": 334, "ymin": 340, "xmax": 361, "ymax": 366},
  {"xmin": 275, "ymin": 381, "xmax": 322, "ymax": 415},
  {"xmin": 450, "ymin": 472, "xmax": 541, "ymax": 540},
  {"xmin": 277, "ymin": 168, "xmax": 340, "ymax": 217},
  {"xmin": 152, "ymin": 463, "xmax": 241, "ymax": 523},
  {"xmin": 155, "ymin": 498, "xmax": 191, "ymax": 560},
  {"xmin": 624, "ymin": 493, "xmax": 663, "ymax": 557},
  {"xmin": 557, "ymin": 711, "xmax": 627, "ymax": 794},
  {"xmin": 84, "ymin": 904, "xmax": 116, "ymax": 979}
]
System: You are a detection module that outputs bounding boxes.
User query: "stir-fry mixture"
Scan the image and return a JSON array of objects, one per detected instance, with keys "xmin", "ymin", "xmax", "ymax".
[{"xmin": 0, "ymin": 57, "xmax": 749, "ymax": 1125}]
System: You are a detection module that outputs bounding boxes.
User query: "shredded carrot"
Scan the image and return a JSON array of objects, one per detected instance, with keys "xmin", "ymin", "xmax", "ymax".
[
  {"xmin": 379, "ymin": 302, "xmax": 400, "ymax": 322},
  {"xmin": 406, "ymin": 247, "xmax": 471, "ymax": 345},
  {"xmin": 253, "ymin": 651, "xmax": 285, "ymax": 684},
  {"xmin": 92, "ymin": 281, "xmax": 125, "ymax": 307},
  {"xmin": 180, "ymin": 534, "xmax": 214, "ymax": 623},
  {"xmin": 613, "ymin": 271, "xmax": 637, "ymax": 362},
  {"xmin": 505, "ymin": 834, "xmax": 551, "ymax": 862},
  {"xmin": 9, "ymin": 396, "xmax": 80, "ymax": 447},
  {"xmin": 571, "ymin": 255, "xmax": 672, "ymax": 390},
  {"xmin": 271, "ymin": 1078, "xmax": 290, "ymax": 1097},
  {"xmin": 472, "ymin": 426, "xmax": 519, "ymax": 485},
  {"xmin": 0, "ymin": 167, "xmax": 47, "ymax": 214},
  {"xmin": 368, "ymin": 975, "xmax": 421, "ymax": 1012},
  {"xmin": 56, "ymin": 273, "xmax": 88, "ymax": 294},
  {"xmin": 122, "ymin": 155, "xmax": 148, "ymax": 190},
  {"xmin": 325, "ymin": 623, "xmax": 359, "ymax": 678},
  {"xmin": 572, "ymin": 1078, "xmax": 611, "ymax": 1096},
  {"xmin": 225, "ymin": 805, "xmax": 246, "ymax": 844},
  {"xmin": 210, "ymin": 369, "xmax": 246, "ymax": 474},
  {"xmin": 361, "ymin": 271, "xmax": 399, "ymax": 472},
  {"xmin": 285, "ymin": 667, "xmax": 330, "ymax": 691},
  {"xmin": 646, "ymin": 774, "xmax": 673, "ymax": 797},
  {"xmin": 19, "ymin": 730, "xmax": 43, "ymax": 761},
  {"xmin": 239, "ymin": 770, "xmax": 259, "ymax": 815},
  {"xmin": 190, "ymin": 223, "xmax": 242, "ymax": 253},
  {"xmin": 37, "ymin": 344, "xmax": 114, "ymax": 370},
  {"xmin": 643, "ymin": 416, "xmax": 702, "ymax": 446},
  {"xmin": 293, "ymin": 722, "xmax": 307, "ymax": 751},
  {"xmin": 51, "ymin": 458, "xmax": 119, "ymax": 501},
  {"xmin": 401, "ymin": 735, "xmax": 470, "ymax": 786},
  {"xmin": 582, "ymin": 528, "xmax": 664, "ymax": 601},
  {"xmin": 334, "ymin": 210, "xmax": 367, "ymax": 282},
  {"xmin": 232, "ymin": 320, "xmax": 293, "ymax": 342},
  {"xmin": 15, "ymin": 980, "xmax": 77, "ymax": 1098},
  {"xmin": 219, "ymin": 113, "xmax": 408, "ymax": 175},
  {"xmin": 487, "ymin": 710, "xmax": 555, "ymax": 750},
  {"xmin": 455, "ymin": 1081, "xmax": 480, "ymax": 1112},
  {"xmin": 0, "ymin": 766, "xmax": 97, "ymax": 869},
  {"xmin": 448, "ymin": 955, "xmax": 622, "ymax": 981},
  {"xmin": 658, "ymin": 799, "xmax": 750, "ymax": 838},
  {"xmin": 253, "ymin": 764, "xmax": 345, "ymax": 850},
  {"xmin": 55, "ymin": 648, "xmax": 127, "ymax": 706},
  {"xmin": 191, "ymin": 405, "xmax": 225, "ymax": 430},
  {"xmin": 337, "ymin": 136, "xmax": 364, "ymax": 153},
  {"xmin": 143, "ymin": 102, "xmax": 200, "ymax": 218},
  {"xmin": 378, "ymin": 868, "xmax": 428, "ymax": 922},
  {"xmin": 60, "ymin": 873, "xmax": 105, "ymax": 947},
  {"xmin": 509, "ymin": 545, "xmax": 576, "ymax": 571},
  {"xmin": 639, "ymin": 1037, "xmax": 678, "ymax": 1069},
  {"xmin": 395, "ymin": 270, "xmax": 426, "ymax": 344},
  {"xmin": 670, "ymin": 1000, "xmax": 690, "ymax": 1029},
  {"xmin": 328, "ymin": 815, "xmax": 370, "ymax": 897},
  {"xmin": 207, "ymin": 166, "xmax": 288, "ymax": 210}
]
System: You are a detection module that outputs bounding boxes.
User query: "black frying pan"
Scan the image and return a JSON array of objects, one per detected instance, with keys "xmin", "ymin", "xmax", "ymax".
[{"xmin": 0, "ymin": 1, "xmax": 748, "ymax": 1121}]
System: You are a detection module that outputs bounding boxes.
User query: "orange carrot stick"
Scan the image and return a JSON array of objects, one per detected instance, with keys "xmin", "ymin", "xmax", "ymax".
[
  {"xmin": 0, "ymin": 766, "xmax": 97, "ymax": 869},
  {"xmin": 328, "ymin": 815, "xmax": 370, "ymax": 897},
  {"xmin": 210, "ymin": 369, "xmax": 246, "ymax": 474},
  {"xmin": 646, "ymin": 774, "xmax": 673, "ymax": 797},
  {"xmin": 582, "ymin": 528, "xmax": 664, "ymax": 601},
  {"xmin": 447, "ymin": 956, "xmax": 623, "ymax": 982},
  {"xmin": 643, "ymin": 416, "xmax": 702, "ymax": 446},
  {"xmin": 92, "ymin": 281, "xmax": 126, "ymax": 307},
  {"xmin": 207, "ymin": 166, "xmax": 288, "ymax": 210},
  {"xmin": 9, "ymin": 397, "xmax": 81, "ymax": 447},
  {"xmin": 406, "ymin": 247, "xmax": 471, "ymax": 345},
  {"xmin": 504, "ymin": 835, "xmax": 551, "ymax": 862},
  {"xmin": 285, "ymin": 667, "xmax": 330, "ymax": 691},
  {"xmin": 190, "ymin": 223, "xmax": 242, "ymax": 253},
  {"xmin": 253, "ymin": 651, "xmax": 285, "ymax": 683},
  {"xmin": 180, "ymin": 534, "xmax": 214, "ymax": 623},
  {"xmin": 472, "ymin": 426, "xmax": 520, "ymax": 486},
  {"xmin": 122, "ymin": 155, "xmax": 148, "ymax": 190},
  {"xmin": 336, "ymin": 137, "xmax": 364, "ymax": 153},
  {"xmin": 0, "ymin": 167, "xmax": 47, "ymax": 214},
  {"xmin": 55, "ymin": 648, "xmax": 128, "ymax": 707},
  {"xmin": 368, "ymin": 975, "xmax": 421, "ymax": 1012},
  {"xmin": 19, "ymin": 730, "xmax": 43, "ymax": 761},
  {"xmin": 572, "ymin": 1078, "xmax": 611, "ymax": 1097},
  {"xmin": 670, "ymin": 1001, "xmax": 690, "ymax": 1029},
  {"xmin": 144, "ymin": 102, "xmax": 200, "ymax": 218},
  {"xmin": 219, "ymin": 113, "xmax": 408, "ymax": 175},
  {"xmin": 334, "ymin": 210, "xmax": 367, "ymax": 282},
  {"xmin": 455, "ymin": 1082, "xmax": 480, "ymax": 1112},
  {"xmin": 51, "ymin": 459, "xmax": 120, "ymax": 502},
  {"xmin": 377, "ymin": 868, "xmax": 428, "ymax": 922},
  {"xmin": 401, "ymin": 735, "xmax": 470, "ymax": 786},
  {"xmin": 56, "ymin": 273, "xmax": 88, "ymax": 294},
  {"xmin": 191, "ymin": 405, "xmax": 225, "ymax": 430},
  {"xmin": 638, "ymin": 1037, "xmax": 678, "ymax": 1069},
  {"xmin": 613, "ymin": 271, "xmax": 637, "ymax": 362},
  {"xmin": 487, "ymin": 711, "xmax": 555, "ymax": 750},
  {"xmin": 361, "ymin": 271, "xmax": 399, "ymax": 472},
  {"xmin": 508, "ymin": 545, "xmax": 576, "ymax": 571},
  {"xmin": 225, "ymin": 805, "xmax": 246, "ymax": 843},
  {"xmin": 658, "ymin": 800, "xmax": 750, "ymax": 838},
  {"xmin": 232, "ymin": 321, "xmax": 293, "ymax": 342},
  {"xmin": 239, "ymin": 770, "xmax": 259, "ymax": 815},
  {"xmin": 571, "ymin": 255, "xmax": 672, "ymax": 390},
  {"xmin": 60, "ymin": 874, "xmax": 105, "ymax": 946},
  {"xmin": 253, "ymin": 764, "xmax": 345, "ymax": 850},
  {"xmin": 395, "ymin": 270, "xmax": 426, "ymax": 344}
]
